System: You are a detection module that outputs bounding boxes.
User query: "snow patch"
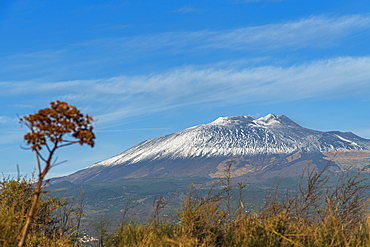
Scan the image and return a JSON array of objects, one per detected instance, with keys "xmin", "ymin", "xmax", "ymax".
[{"xmin": 335, "ymin": 134, "xmax": 359, "ymax": 146}]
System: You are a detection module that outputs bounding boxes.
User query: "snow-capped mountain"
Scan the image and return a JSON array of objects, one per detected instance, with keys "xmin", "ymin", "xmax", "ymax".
[
  {"xmin": 54, "ymin": 114, "xmax": 370, "ymax": 184},
  {"xmin": 92, "ymin": 114, "xmax": 370, "ymax": 167}
]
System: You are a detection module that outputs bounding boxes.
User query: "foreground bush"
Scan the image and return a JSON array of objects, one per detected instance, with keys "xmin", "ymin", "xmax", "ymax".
[
  {"xmin": 105, "ymin": 162, "xmax": 370, "ymax": 247},
  {"xmin": 0, "ymin": 175, "xmax": 82, "ymax": 247}
]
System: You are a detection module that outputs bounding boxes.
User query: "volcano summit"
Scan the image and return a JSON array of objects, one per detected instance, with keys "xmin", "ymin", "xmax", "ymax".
[{"xmin": 54, "ymin": 114, "xmax": 370, "ymax": 184}]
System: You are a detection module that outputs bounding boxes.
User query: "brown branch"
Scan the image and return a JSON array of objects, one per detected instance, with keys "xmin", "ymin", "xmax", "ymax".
[{"xmin": 17, "ymin": 100, "xmax": 95, "ymax": 246}]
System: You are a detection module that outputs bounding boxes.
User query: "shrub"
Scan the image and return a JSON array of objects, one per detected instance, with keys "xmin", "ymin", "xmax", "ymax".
[{"xmin": 0, "ymin": 174, "xmax": 81, "ymax": 246}]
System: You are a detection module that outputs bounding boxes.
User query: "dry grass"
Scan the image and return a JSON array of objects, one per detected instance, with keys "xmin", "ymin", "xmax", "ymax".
[
  {"xmin": 0, "ymin": 175, "xmax": 82, "ymax": 247},
  {"xmin": 2, "ymin": 159, "xmax": 370, "ymax": 246},
  {"xmin": 105, "ymin": 160, "xmax": 370, "ymax": 247}
]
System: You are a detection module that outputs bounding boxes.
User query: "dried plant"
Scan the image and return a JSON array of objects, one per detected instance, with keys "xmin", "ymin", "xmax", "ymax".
[
  {"xmin": 151, "ymin": 193, "xmax": 174, "ymax": 227},
  {"xmin": 17, "ymin": 100, "xmax": 95, "ymax": 247},
  {"xmin": 92, "ymin": 217, "xmax": 111, "ymax": 247}
]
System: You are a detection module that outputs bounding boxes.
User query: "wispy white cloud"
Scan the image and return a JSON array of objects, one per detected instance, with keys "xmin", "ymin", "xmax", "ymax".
[
  {"xmin": 6, "ymin": 14, "xmax": 365, "ymax": 66},
  {"xmin": 82, "ymin": 2, "xmax": 129, "ymax": 12},
  {"xmin": 83, "ymin": 14, "xmax": 370, "ymax": 52},
  {"xmin": 0, "ymin": 50, "xmax": 66, "ymax": 79},
  {"xmin": 0, "ymin": 116, "xmax": 12, "ymax": 124},
  {"xmin": 2, "ymin": 56, "xmax": 370, "ymax": 126},
  {"xmin": 95, "ymin": 127, "xmax": 169, "ymax": 133},
  {"xmin": 172, "ymin": 6, "xmax": 199, "ymax": 13},
  {"xmin": 12, "ymin": 104, "xmax": 35, "ymax": 108},
  {"xmin": 90, "ymin": 24, "xmax": 129, "ymax": 32},
  {"xmin": 202, "ymin": 14, "xmax": 370, "ymax": 50},
  {"xmin": 0, "ymin": 132, "xmax": 23, "ymax": 144},
  {"xmin": 1, "ymin": 14, "xmax": 369, "ymax": 82}
]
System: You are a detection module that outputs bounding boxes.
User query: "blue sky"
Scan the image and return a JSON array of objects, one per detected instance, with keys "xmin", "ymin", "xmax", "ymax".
[{"xmin": 1, "ymin": 0, "xmax": 370, "ymax": 178}]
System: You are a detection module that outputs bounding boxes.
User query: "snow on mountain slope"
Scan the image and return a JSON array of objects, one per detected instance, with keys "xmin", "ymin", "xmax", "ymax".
[{"xmin": 90, "ymin": 114, "xmax": 370, "ymax": 169}]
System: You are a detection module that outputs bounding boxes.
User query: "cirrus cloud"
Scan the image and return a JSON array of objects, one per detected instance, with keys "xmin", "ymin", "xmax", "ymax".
[{"xmin": 1, "ymin": 56, "xmax": 369, "ymax": 125}]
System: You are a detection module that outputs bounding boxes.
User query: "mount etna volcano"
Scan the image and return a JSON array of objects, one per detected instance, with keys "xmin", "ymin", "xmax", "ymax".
[{"xmin": 53, "ymin": 114, "xmax": 370, "ymax": 184}]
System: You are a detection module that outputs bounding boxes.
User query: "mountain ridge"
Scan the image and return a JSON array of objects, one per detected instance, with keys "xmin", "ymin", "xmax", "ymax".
[
  {"xmin": 52, "ymin": 114, "xmax": 370, "ymax": 184},
  {"xmin": 89, "ymin": 113, "xmax": 370, "ymax": 168}
]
